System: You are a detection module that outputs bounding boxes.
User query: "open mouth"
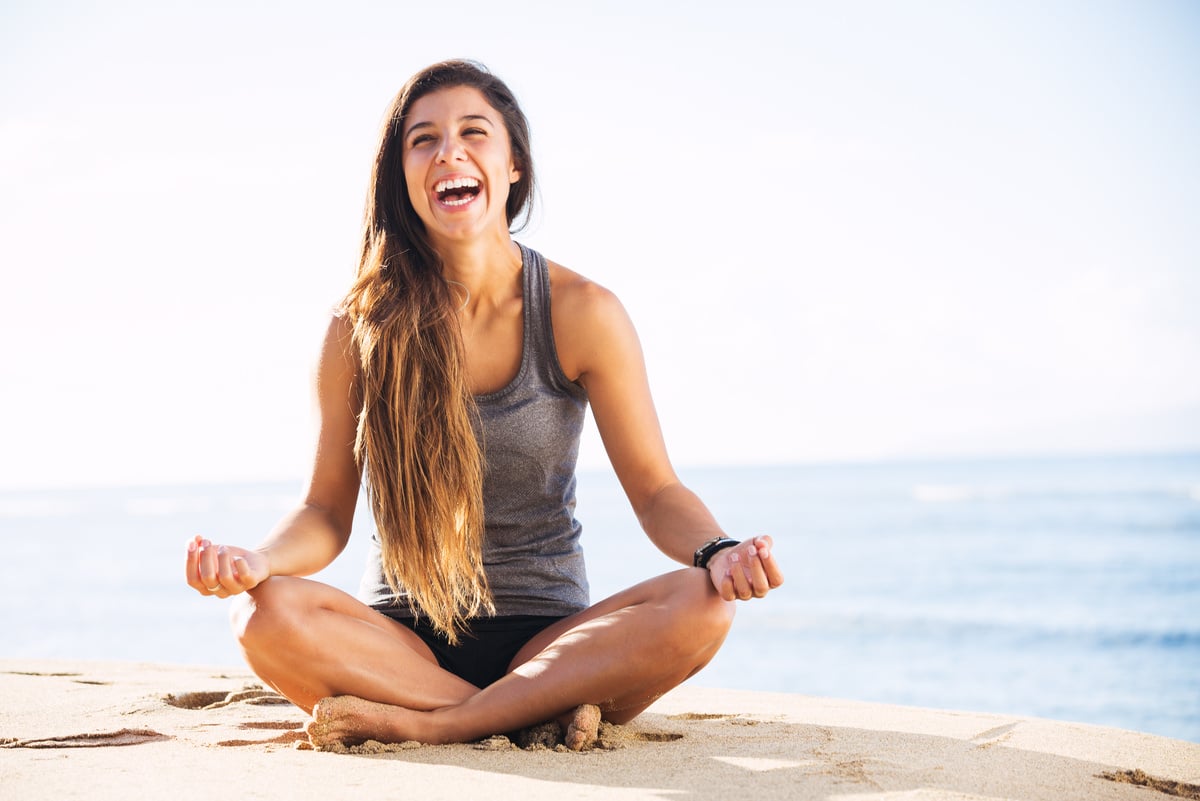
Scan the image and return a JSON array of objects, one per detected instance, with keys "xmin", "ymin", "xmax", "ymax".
[{"xmin": 434, "ymin": 176, "xmax": 481, "ymax": 207}]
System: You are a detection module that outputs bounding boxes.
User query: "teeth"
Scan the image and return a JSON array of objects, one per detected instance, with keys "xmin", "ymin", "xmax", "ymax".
[{"xmin": 434, "ymin": 176, "xmax": 480, "ymax": 194}]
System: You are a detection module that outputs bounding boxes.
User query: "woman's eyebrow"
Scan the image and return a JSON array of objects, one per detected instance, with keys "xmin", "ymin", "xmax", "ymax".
[{"xmin": 459, "ymin": 114, "xmax": 494, "ymax": 126}]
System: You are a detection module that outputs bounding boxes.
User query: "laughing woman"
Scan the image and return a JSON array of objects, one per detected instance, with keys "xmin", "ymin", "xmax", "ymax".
[{"xmin": 184, "ymin": 59, "xmax": 783, "ymax": 750}]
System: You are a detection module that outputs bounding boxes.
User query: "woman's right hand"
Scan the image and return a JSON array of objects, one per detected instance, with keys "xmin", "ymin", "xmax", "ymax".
[{"xmin": 185, "ymin": 535, "xmax": 271, "ymax": 598}]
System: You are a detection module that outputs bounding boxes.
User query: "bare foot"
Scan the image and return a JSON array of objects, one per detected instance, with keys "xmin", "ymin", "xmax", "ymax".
[
  {"xmin": 307, "ymin": 696, "xmax": 413, "ymax": 748},
  {"xmin": 563, "ymin": 703, "xmax": 601, "ymax": 751}
]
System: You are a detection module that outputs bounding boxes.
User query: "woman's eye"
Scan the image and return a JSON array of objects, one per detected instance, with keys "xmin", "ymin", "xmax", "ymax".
[
  {"xmin": 410, "ymin": 134, "xmax": 435, "ymax": 147},
  {"xmin": 463, "ymin": 127, "xmax": 487, "ymax": 137}
]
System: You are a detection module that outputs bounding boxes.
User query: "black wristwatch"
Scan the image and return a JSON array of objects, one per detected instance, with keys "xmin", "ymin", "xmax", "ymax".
[{"xmin": 693, "ymin": 536, "xmax": 740, "ymax": 568}]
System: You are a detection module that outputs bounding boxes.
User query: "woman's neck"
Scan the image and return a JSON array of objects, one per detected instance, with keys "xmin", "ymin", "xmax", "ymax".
[{"xmin": 437, "ymin": 235, "xmax": 523, "ymax": 312}]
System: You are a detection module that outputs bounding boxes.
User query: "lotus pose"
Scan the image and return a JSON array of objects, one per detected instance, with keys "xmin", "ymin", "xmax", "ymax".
[{"xmin": 185, "ymin": 59, "xmax": 784, "ymax": 749}]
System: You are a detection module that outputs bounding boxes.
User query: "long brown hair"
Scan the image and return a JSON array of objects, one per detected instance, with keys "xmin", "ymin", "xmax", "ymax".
[{"xmin": 340, "ymin": 60, "xmax": 536, "ymax": 642}]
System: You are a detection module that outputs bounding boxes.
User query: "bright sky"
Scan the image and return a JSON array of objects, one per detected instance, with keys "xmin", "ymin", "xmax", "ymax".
[{"xmin": 2, "ymin": 0, "xmax": 1198, "ymax": 489}]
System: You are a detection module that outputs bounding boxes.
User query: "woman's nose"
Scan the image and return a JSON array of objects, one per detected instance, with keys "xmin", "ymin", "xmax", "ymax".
[{"xmin": 436, "ymin": 138, "xmax": 466, "ymax": 163}]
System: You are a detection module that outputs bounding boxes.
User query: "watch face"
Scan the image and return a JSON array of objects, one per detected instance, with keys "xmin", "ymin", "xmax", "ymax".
[{"xmin": 695, "ymin": 538, "xmax": 730, "ymax": 567}]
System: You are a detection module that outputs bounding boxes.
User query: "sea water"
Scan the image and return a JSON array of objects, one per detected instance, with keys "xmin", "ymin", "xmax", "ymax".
[{"xmin": 2, "ymin": 452, "xmax": 1197, "ymax": 743}]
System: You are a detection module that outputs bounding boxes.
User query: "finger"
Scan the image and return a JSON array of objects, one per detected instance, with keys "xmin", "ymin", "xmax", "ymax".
[
  {"xmin": 216, "ymin": 546, "xmax": 237, "ymax": 588},
  {"xmin": 185, "ymin": 536, "xmax": 204, "ymax": 590},
  {"xmin": 762, "ymin": 559, "xmax": 785, "ymax": 588},
  {"xmin": 197, "ymin": 540, "xmax": 222, "ymax": 594},
  {"xmin": 217, "ymin": 547, "xmax": 254, "ymax": 595},
  {"xmin": 713, "ymin": 565, "xmax": 736, "ymax": 601},
  {"xmin": 728, "ymin": 552, "xmax": 753, "ymax": 601},
  {"xmin": 230, "ymin": 556, "xmax": 256, "ymax": 592},
  {"xmin": 744, "ymin": 545, "xmax": 771, "ymax": 598},
  {"xmin": 753, "ymin": 537, "xmax": 785, "ymax": 588},
  {"xmin": 705, "ymin": 550, "xmax": 737, "ymax": 601}
]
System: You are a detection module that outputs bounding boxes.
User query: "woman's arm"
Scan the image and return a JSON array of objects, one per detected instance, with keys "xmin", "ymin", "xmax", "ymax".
[
  {"xmin": 551, "ymin": 264, "xmax": 783, "ymax": 601},
  {"xmin": 185, "ymin": 314, "xmax": 365, "ymax": 596}
]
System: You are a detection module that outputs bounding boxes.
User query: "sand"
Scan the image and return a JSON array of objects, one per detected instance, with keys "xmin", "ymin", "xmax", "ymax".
[{"xmin": 1, "ymin": 658, "xmax": 1197, "ymax": 801}]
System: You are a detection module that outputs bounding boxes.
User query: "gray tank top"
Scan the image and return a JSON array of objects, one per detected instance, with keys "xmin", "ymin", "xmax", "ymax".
[{"xmin": 359, "ymin": 243, "xmax": 592, "ymax": 618}]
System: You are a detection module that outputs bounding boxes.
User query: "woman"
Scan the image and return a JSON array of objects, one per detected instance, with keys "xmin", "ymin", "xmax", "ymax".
[{"xmin": 184, "ymin": 59, "xmax": 784, "ymax": 750}]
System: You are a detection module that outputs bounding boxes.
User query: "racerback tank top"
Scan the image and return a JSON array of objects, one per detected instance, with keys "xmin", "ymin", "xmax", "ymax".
[{"xmin": 359, "ymin": 243, "xmax": 592, "ymax": 618}]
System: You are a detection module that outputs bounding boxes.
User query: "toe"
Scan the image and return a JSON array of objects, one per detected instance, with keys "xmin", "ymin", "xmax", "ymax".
[{"xmin": 565, "ymin": 703, "xmax": 601, "ymax": 751}]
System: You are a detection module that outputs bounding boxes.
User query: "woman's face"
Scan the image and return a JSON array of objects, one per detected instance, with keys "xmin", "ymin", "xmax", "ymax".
[{"xmin": 401, "ymin": 85, "xmax": 520, "ymax": 246}]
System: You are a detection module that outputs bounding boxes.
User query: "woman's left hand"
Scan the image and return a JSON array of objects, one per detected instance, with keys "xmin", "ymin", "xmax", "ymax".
[{"xmin": 708, "ymin": 535, "xmax": 784, "ymax": 601}]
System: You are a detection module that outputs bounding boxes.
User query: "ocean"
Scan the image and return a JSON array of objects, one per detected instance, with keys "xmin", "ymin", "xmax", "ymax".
[{"xmin": 3, "ymin": 451, "xmax": 1197, "ymax": 743}]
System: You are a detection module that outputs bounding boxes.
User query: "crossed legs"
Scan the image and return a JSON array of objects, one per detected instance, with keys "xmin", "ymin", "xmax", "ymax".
[{"xmin": 230, "ymin": 568, "xmax": 735, "ymax": 746}]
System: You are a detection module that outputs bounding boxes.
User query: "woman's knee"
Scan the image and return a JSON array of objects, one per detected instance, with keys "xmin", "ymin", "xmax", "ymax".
[
  {"xmin": 660, "ymin": 569, "xmax": 737, "ymax": 648},
  {"xmin": 692, "ymin": 571, "xmax": 737, "ymax": 641},
  {"xmin": 229, "ymin": 576, "xmax": 306, "ymax": 647}
]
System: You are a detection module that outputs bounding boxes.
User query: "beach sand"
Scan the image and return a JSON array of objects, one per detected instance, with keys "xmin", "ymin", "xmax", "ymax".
[{"xmin": 1, "ymin": 658, "xmax": 1197, "ymax": 800}]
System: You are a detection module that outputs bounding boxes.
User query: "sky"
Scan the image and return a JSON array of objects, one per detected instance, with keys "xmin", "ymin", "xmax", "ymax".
[{"xmin": 2, "ymin": 0, "xmax": 1198, "ymax": 490}]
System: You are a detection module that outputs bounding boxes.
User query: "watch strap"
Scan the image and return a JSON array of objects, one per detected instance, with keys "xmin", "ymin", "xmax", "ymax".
[{"xmin": 693, "ymin": 537, "xmax": 740, "ymax": 568}]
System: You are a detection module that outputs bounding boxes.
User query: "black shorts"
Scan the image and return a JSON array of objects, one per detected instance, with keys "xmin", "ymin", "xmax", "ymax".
[{"xmin": 388, "ymin": 613, "xmax": 567, "ymax": 688}]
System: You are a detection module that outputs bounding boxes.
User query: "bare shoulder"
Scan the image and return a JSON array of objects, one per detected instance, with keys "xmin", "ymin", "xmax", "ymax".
[
  {"xmin": 321, "ymin": 311, "xmax": 358, "ymax": 365},
  {"xmin": 324, "ymin": 308, "xmax": 355, "ymax": 344},
  {"xmin": 546, "ymin": 259, "xmax": 639, "ymax": 384},
  {"xmin": 316, "ymin": 310, "xmax": 361, "ymax": 400},
  {"xmin": 546, "ymin": 259, "xmax": 622, "ymax": 315}
]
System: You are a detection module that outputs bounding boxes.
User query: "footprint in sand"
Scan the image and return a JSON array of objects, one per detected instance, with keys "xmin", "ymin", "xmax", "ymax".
[
  {"xmin": 217, "ymin": 726, "xmax": 309, "ymax": 747},
  {"xmin": 219, "ymin": 720, "xmax": 307, "ymax": 746},
  {"xmin": 0, "ymin": 671, "xmax": 112, "ymax": 686},
  {"xmin": 1100, "ymin": 770, "xmax": 1200, "ymax": 800},
  {"xmin": 2, "ymin": 729, "xmax": 170, "ymax": 749},
  {"xmin": 667, "ymin": 712, "xmax": 760, "ymax": 726},
  {"xmin": 164, "ymin": 688, "xmax": 291, "ymax": 710},
  {"xmin": 161, "ymin": 689, "xmax": 301, "ymax": 747}
]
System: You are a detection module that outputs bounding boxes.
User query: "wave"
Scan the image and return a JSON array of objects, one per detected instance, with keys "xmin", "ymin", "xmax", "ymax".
[
  {"xmin": 912, "ymin": 483, "xmax": 1006, "ymax": 503},
  {"xmin": 910, "ymin": 482, "xmax": 1200, "ymax": 504},
  {"xmin": 0, "ymin": 496, "xmax": 78, "ymax": 519},
  {"xmin": 743, "ymin": 607, "xmax": 1200, "ymax": 650},
  {"xmin": 0, "ymin": 486, "xmax": 300, "ymax": 519}
]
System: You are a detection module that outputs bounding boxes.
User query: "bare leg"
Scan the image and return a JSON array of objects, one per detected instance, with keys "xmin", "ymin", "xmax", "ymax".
[
  {"xmin": 307, "ymin": 568, "xmax": 735, "ymax": 747},
  {"xmin": 230, "ymin": 576, "xmax": 478, "ymax": 714}
]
